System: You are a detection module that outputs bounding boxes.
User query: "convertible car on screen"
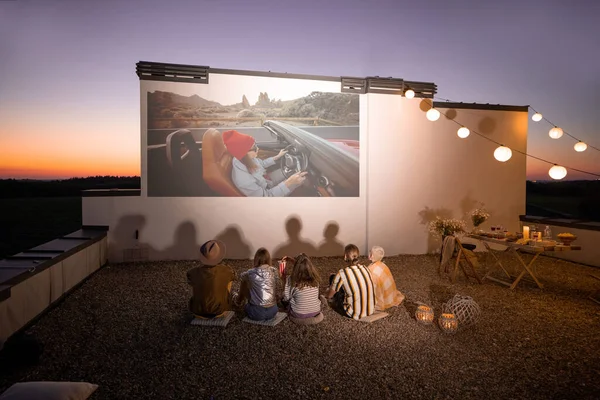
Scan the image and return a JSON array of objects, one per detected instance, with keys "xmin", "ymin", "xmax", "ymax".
[{"xmin": 146, "ymin": 121, "xmax": 359, "ymax": 197}]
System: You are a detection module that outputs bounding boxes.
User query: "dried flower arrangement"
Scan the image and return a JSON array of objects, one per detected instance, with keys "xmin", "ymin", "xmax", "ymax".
[
  {"xmin": 470, "ymin": 205, "xmax": 490, "ymax": 227},
  {"xmin": 428, "ymin": 217, "xmax": 467, "ymax": 237}
]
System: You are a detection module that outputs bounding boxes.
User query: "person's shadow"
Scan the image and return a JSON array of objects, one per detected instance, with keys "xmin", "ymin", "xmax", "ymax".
[
  {"xmin": 157, "ymin": 221, "xmax": 200, "ymax": 260},
  {"xmin": 214, "ymin": 225, "xmax": 252, "ymax": 260},
  {"xmin": 273, "ymin": 216, "xmax": 317, "ymax": 258},
  {"xmin": 317, "ymin": 221, "xmax": 344, "ymax": 256}
]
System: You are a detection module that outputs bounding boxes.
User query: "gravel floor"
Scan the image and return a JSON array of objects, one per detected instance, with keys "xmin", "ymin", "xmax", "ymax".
[{"xmin": 1, "ymin": 253, "xmax": 599, "ymax": 399}]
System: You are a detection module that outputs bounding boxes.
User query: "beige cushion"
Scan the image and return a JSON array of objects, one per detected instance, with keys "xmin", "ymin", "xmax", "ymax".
[
  {"xmin": 289, "ymin": 312, "xmax": 324, "ymax": 325},
  {"xmin": 0, "ymin": 381, "xmax": 98, "ymax": 400}
]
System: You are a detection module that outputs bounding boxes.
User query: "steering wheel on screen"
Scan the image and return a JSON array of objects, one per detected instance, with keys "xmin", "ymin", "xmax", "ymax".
[{"xmin": 279, "ymin": 144, "xmax": 308, "ymax": 179}]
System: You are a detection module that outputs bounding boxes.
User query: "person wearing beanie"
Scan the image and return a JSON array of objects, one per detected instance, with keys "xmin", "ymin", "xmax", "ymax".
[{"xmin": 222, "ymin": 130, "xmax": 307, "ymax": 197}]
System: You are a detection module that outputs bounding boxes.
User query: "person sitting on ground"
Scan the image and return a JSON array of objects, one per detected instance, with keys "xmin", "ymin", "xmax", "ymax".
[
  {"xmin": 325, "ymin": 244, "xmax": 376, "ymax": 320},
  {"xmin": 187, "ymin": 240, "xmax": 234, "ymax": 319},
  {"xmin": 282, "ymin": 253, "xmax": 323, "ymax": 320},
  {"xmin": 367, "ymin": 245, "xmax": 405, "ymax": 311},
  {"xmin": 238, "ymin": 247, "xmax": 282, "ymax": 321}
]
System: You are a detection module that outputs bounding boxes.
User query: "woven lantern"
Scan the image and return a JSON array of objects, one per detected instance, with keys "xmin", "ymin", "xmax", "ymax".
[
  {"xmin": 415, "ymin": 305, "xmax": 434, "ymax": 325},
  {"xmin": 445, "ymin": 295, "xmax": 481, "ymax": 330},
  {"xmin": 438, "ymin": 313, "xmax": 458, "ymax": 334}
]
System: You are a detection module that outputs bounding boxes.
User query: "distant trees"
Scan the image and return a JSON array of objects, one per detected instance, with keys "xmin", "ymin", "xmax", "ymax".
[{"xmin": 0, "ymin": 176, "xmax": 141, "ymax": 198}]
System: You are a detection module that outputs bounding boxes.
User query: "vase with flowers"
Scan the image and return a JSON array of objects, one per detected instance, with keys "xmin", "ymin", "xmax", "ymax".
[
  {"xmin": 469, "ymin": 206, "xmax": 490, "ymax": 233},
  {"xmin": 428, "ymin": 217, "xmax": 467, "ymax": 238}
]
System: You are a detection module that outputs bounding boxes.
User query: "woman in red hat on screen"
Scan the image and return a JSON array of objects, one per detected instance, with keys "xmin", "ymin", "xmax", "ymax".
[{"xmin": 223, "ymin": 130, "xmax": 307, "ymax": 197}]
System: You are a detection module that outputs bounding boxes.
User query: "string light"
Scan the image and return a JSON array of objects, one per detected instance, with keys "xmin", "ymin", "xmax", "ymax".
[
  {"xmin": 457, "ymin": 127, "xmax": 470, "ymax": 138},
  {"xmin": 405, "ymin": 89, "xmax": 415, "ymax": 99},
  {"xmin": 426, "ymin": 108, "xmax": 440, "ymax": 121},
  {"xmin": 494, "ymin": 146, "xmax": 512, "ymax": 162},
  {"xmin": 528, "ymin": 106, "xmax": 600, "ymax": 153},
  {"xmin": 532, "ymin": 112, "xmax": 543, "ymax": 122},
  {"xmin": 549, "ymin": 126, "xmax": 563, "ymax": 139},
  {"xmin": 574, "ymin": 141, "xmax": 588, "ymax": 152},
  {"xmin": 420, "ymin": 98, "xmax": 600, "ymax": 179},
  {"xmin": 548, "ymin": 165, "xmax": 567, "ymax": 180}
]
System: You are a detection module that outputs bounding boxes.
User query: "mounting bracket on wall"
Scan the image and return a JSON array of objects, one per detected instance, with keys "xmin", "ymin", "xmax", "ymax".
[
  {"xmin": 136, "ymin": 61, "xmax": 210, "ymax": 84},
  {"xmin": 135, "ymin": 61, "xmax": 437, "ymax": 97}
]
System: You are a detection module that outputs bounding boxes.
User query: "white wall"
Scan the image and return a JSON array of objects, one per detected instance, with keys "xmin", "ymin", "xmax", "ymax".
[
  {"xmin": 84, "ymin": 74, "xmax": 528, "ymax": 262},
  {"xmin": 85, "ymin": 92, "xmax": 368, "ymax": 262},
  {"xmin": 366, "ymin": 96, "xmax": 528, "ymax": 255},
  {"xmin": 84, "ymin": 98, "xmax": 527, "ymax": 262}
]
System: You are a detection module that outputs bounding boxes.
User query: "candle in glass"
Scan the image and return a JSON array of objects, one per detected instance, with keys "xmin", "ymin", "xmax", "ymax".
[{"xmin": 523, "ymin": 226, "xmax": 530, "ymax": 240}]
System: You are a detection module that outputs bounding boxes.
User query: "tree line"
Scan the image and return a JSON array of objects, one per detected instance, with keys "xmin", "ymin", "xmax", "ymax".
[{"xmin": 0, "ymin": 176, "xmax": 141, "ymax": 198}]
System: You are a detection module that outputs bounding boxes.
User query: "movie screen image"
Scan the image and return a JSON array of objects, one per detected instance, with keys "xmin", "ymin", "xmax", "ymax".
[{"xmin": 145, "ymin": 74, "xmax": 360, "ymax": 197}]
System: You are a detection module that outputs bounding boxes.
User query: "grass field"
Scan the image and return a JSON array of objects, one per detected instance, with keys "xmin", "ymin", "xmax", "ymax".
[{"xmin": 0, "ymin": 197, "xmax": 82, "ymax": 260}]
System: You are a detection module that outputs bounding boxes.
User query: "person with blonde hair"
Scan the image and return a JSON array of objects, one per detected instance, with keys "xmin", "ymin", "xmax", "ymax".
[
  {"xmin": 325, "ymin": 244, "xmax": 376, "ymax": 320},
  {"xmin": 368, "ymin": 245, "xmax": 404, "ymax": 311}
]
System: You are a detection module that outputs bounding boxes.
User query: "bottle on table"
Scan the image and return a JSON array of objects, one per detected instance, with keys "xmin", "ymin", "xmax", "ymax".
[{"xmin": 543, "ymin": 225, "xmax": 552, "ymax": 240}]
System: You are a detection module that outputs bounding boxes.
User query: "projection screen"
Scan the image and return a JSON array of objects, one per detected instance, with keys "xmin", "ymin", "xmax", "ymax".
[{"xmin": 144, "ymin": 73, "xmax": 360, "ymax": 197}]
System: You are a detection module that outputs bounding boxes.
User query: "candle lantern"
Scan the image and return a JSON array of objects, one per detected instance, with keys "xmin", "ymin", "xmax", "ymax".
[
  {"xmin": 438, "ymin": 313, "xmax": 458, "ymax": 334},
  {"xmin": 415, "ymin": 305, "xmax": 434, "ymax": 325}
]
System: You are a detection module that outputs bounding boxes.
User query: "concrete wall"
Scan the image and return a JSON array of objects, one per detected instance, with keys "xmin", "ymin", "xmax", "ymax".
[{"xmin": 83, "ymin": 93, "xmax": 528, "ymax": 262}]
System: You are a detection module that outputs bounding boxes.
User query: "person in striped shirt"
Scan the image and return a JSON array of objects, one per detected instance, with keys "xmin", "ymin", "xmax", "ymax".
[
  {"xmin": 368, "ymin": 245, "xmax": 405, "ymax": 311},
  {"xmin": 325, "ymin": 244, "xmax": 376, "ymax": 320},
  {"xmin": 282, "ymin": 253, "xmax": 323, "ymax": 320}
]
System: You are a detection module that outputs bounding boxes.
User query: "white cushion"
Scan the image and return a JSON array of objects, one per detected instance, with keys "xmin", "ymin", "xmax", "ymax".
[{"xmin": 0, "ymin": 381, "xmax": 98, "ymax": 400}]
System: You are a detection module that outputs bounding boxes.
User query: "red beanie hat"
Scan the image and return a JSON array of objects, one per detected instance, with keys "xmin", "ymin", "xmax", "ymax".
[{"xmin": 222, "ymin": 130, "xmax": 255, "ymax": 160}]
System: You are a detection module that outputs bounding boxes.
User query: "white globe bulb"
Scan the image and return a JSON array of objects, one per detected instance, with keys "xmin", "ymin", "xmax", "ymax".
[
  {"xmin": 549, "ymin": 127, "xmax": 563, "ymax": 139},
  {"xmin": 574, "ymin": 141, "xmax": 588, "ymax": 152},
  {"xmin": 426, "ymin": 108, "xmax": 440, "ymax": 121},
  {"xmin": 532, "ymin": 113, "xmax": 543, "ymax": 122},
  {"xmin": 494, "ymin": 146, "xmax": 512, "ymax": 162},
  {"xmin": 457, "ymin": 127, "xmax": 470, "ymax": 138},
  {"xmin": 549, "ymin": 165, "xmax": 567, "ymax": 180},
  {"xmin": 405, "ymin": 89, "xmax": 415, "ymax": 99}
]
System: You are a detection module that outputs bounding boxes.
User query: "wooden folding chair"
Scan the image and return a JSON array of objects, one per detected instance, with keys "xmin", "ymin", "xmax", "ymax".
[{"xmin": 439, "ymin": 236, "xmax": 482, "ymax": 284}]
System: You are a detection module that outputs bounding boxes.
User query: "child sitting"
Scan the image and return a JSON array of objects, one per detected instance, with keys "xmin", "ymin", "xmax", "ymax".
[
  {"xmin": 238, "ymin": 248, "xmax": 282, "ymax": 321},
  {"xmin": 325, "ymin": 244, "xmax": 376, "ymax": 320},
  {"xmin": 368, "ymin": 246, "xmax": 405, "ymax": 311},
  {"xmin": 282, "ymin": 253, "xmax": 323, "ymax": 320}
]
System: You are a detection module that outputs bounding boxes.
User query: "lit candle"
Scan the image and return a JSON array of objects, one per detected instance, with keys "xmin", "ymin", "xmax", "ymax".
[{"xmin": 523, "ymin": 226, "xmax": 530, "ymax": 240}]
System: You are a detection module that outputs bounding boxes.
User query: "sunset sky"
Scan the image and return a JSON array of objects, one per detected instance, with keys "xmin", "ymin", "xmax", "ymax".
[{"xmin": 0, "ymin": 0, "xmax": 598, "ymax": 180}]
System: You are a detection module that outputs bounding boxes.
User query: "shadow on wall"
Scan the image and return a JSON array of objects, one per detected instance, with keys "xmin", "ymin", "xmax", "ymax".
[
  {"xmin": 110, "ymin": 215, "xmax": 349, "ymax": 262},
  {"xmin": 155, "ymin": 221, "xmax": 200, "ymax": 260},
  {"xmin": 272, "ymin": 215, "xmax": 317, "ymax": 259},
  {"xmin": 316, "ymin": 221, "xmax": 345, "ymax": 256},
  {"xmin": 214, "ymin": 225, "xmax": 252, "ymax": 260},
  {"xmin": 478, "ymin": 116, "xmax": 496, "ymax": 135},
  {"xmin": 444, "ymin": 109, "xmax": 457, "ymax": 120},
  {"xmin": 418, "ymin": 206, "xmax": 453, "ymax": 254}
]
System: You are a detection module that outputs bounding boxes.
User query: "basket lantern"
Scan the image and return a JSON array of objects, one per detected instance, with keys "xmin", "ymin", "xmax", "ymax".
[{"xmin": 444, "ymin": 295, "xmax": 481, "ymax": 330}]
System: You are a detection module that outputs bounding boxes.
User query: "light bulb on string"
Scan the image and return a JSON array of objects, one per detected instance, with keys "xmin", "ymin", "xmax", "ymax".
[
  {"xmin": 494, "ymin": 145, "xmax": 512, "ymax": 162},
  {"xmin": 549, "ymin": 165, "xmax": 567, "ymax": 180},
  {"xmin": 532, "ymin": 112, "xmax": 543, "ymax": 122},
  {"xmin": 574, "ymin": 141, "xmax": 587, "ymax": 152},
  {"xmin": 549, "ymin": 126, "xmax": 563, "ymax": 139},
  {"xmin": 405, "ymin": 89, "xmax": 415, "ymax": 99},
  {"xmin": 457, "ymin": 127, "xmax": 470, "ymax": 138},
  {"xmin": 426, "ymin": 108, "xmax": 440, "ymax": 121}
]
